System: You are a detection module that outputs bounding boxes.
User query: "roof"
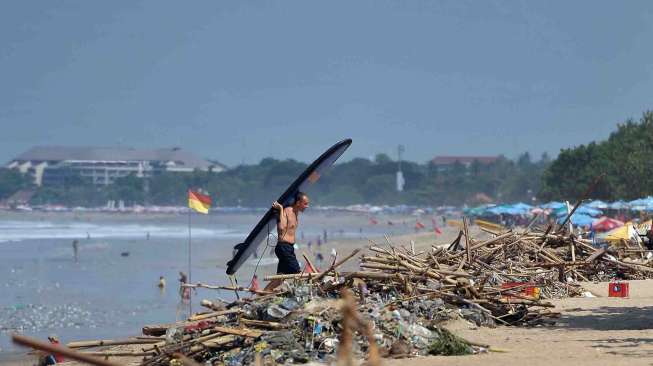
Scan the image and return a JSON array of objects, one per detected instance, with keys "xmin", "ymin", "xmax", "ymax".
[
  {"xmin": 12, "ymin": 146, "xmax": 218, "ymax": 170},
  {"xmin": 431, "ymin": 156, "xmax": 500, "ymax": 165}
]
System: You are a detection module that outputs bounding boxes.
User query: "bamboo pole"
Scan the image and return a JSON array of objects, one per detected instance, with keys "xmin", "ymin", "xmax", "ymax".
[
  {"xmin": 12, "ymin": 334, "xmax": 123, "ymax": 366},
  {"xmin": 67, "ymin": 338, "xmax": 161, "ymax": 348}
]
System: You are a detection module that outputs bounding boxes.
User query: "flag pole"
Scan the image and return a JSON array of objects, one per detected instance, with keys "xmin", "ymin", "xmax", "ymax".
[{"xmin": 188, "ymin": 204, "xmax": 192, "ymax": 317}]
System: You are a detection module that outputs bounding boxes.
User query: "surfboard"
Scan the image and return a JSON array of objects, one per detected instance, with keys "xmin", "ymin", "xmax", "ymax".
[{"xmin": 225, "ymin": 138, "xmax": 352, "ymax": 275}]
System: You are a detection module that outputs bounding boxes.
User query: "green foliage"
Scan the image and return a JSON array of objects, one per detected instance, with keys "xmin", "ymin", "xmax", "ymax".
[
  {"xmin": 427, "ymin": 327, "xmax": 473, "ymax": 356},
  {"xmin": 4, "ymin": 151, "xmax": 551, "ymax": 207},
  {"xmin": 540, "ymin": 111, "xmax": 653, "ymax": 201},
  {"xmin": 0, "ymin": 168, "xmax": 31, "ymax": 199}
]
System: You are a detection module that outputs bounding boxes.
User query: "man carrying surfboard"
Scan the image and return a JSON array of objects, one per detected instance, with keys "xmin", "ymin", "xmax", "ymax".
[
  {"xmin": 263, "ymin": 192, "xmax": 309, "ymax": 290},
  {"xmin": 226, "ymin": 139, "xmax": 352, "ymax": 277},
  {"xmin": 274, "ymin": 191, "xmax": 309, "ymax": 273}
]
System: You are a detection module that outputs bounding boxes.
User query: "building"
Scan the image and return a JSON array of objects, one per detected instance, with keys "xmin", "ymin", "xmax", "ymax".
[
  {"xmin": 6, "ymin": 146, "xmax": 226, "ymax": 186},
  {"xmin": 430, "ymin": 155, "xmax": 500, "ymax": 172}
]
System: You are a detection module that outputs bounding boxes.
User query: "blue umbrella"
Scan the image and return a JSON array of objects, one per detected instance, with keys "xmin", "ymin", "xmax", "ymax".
[
  {"xmin": 609, "ymin": 200, "xmax": 629, "ymax": 210},
  {"xmin": 464, "ymin": 204, "xmax": 496, "ymax": 216},
  {"xmin": 557, "ymin": 213, "xmax": 595, "ymax": 227},
  {"xmin": 554, "ymin": 205, "xmax": 602, "ymax": 217},
  {"xmin": 488, "ymin": 203, "xmax": 532, "ymax": 216},
  {"xmin": 512, "ymin": 202, "xmax": 534, "ymax": 210},
  {"xmin": 541, "ymin": 201, "xmax": 565, "ymax": 210},
  {"xmin": 629, "ymin": 196, "xmax": 653, "ymax": 206},
  {"xmin": 587, "ymin": 200, "xmax": 609, "ymax": 209}
]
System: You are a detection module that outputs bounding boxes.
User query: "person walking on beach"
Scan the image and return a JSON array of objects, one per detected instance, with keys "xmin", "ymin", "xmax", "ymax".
[
  {"xmin": 264, "ymin": 192, "xmax": 310, "ymax": 290},
  {"xmin": 178, "ymin": 271, "xmax": 190, "ymax": 300},
  {"xmin": 72, "ymin": 240, "xmax": 79, "ymax": 263}
]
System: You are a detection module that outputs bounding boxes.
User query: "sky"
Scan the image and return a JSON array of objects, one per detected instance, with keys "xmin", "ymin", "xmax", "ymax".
[{"xmin": 1, "ymin": 1, "xmax": 652, "ymax": 167}]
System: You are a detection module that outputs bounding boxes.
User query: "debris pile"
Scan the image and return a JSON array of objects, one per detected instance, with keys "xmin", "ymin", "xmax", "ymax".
[{"xmin": 15, "ymin": 222, "xmax": 653, "ymax": 365}]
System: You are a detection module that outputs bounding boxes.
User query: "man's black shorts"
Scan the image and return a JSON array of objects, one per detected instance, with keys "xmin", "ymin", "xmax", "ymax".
[{"xmin": 275, "ymin": 241, "xmax": 300, "ymax": 274}]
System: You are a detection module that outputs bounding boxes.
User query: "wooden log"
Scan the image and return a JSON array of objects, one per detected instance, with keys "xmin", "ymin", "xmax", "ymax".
[
  {"xmin": 497, "ymin": 298, "xmax": 555, "ymax": 307},
  {"xmin": 448, "ymin": 232, "xmax": 513, "ymax": 259},
  {"xmin": 314, "ymin": 248, "xmax": 362, "ymax": 282},
  {"xmin": 183, "ymin": 283, "xmax": 277, "ymax": 296},
  {"xmin": 463, "ymin": 217, "xmax": 471, "ymax": 262},
  {"xmin": 240, "ymin": 319, "xmax": 288, "ymax": 330},
  {"xmin": 524, "ymin": 261, "xmax": 594, "ymax": 268},
  {"xmin": 264, "ymin": 272, "xmax": 325, "ymax": 281},
  {"xmin": 81, "ymin": 351, "xmax": 155, "ymax": 357},
  {"xmin": 213, "ymin": 326, "xmax": 262, "ymax": 338},
  {"xmin": 67, "ymin": 338, "xmax": 161, "ymax": 348},
  {"xmin": 12, "ymin": 334, "xmax": 122, "ymax": 366},
  {"xmin": 188, "ymin": 308, "xmax": 242, "ymax": 321}
]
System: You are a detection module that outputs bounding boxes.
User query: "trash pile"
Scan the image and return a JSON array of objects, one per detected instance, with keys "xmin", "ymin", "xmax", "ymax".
[
  {"xmin": 24, "ymin": 221, "xmax": 653, "ymax": 365},
  {"xmin": 459, "ymin": 225, "xmax": 653, "ymax": 285}
]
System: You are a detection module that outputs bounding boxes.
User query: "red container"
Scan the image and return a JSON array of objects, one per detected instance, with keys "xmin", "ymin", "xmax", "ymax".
[
  {"xmin": 501, "ymin": 282, "xmax": 540, "ymax": 299},
  {"xmin": 608, "ymin": 282, "xmax": 629, "ymax": 297}
]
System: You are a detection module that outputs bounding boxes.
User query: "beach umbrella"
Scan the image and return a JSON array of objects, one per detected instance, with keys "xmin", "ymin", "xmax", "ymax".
[
  {"xmin": 554, "ymin": 205, "xmax": 602, "ymax": 217},
  {"xmin": 487, "ymin": 204, "xmax": 530, "ymax": 216},
  {"xmin": 512, "ymin": 202, "xmax": 534, "ymax": 210},
  {"xmin": 557, "ymin": 213, "xmax": 595, "ymax": 227},
  {"xmin": 586, "ymin": 200, "xmax": 609, "ymax": 209},
  {"xmin": 591, "ymin": 216, "xmax": 624, "ymax": 232},
  {"xmin": 609, "ymin": 200, "xmax": 629, "ymax": 210},
  {"xmin": 602, "ymin": 223, "xmax": 637, "ymax": 243},
  {"xmin": 541, "ymin": 201, "xmax": 565, "ymax": 210},
  {"xmin": 486, "ymin": 205, "xmax": 510, "ymax": 215},
  {"xmin": 464, "ymin": 204, "xmax": 495, "ymax": 216},
  {"xmin": 629, "ymin": 196, "xmax": 653, "ymax": 206},
  {"xmin": 630, "ymin": 205, "xmax": 648, "ymax": 212}
]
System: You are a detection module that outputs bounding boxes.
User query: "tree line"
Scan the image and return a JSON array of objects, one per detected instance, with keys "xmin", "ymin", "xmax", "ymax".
[
  {"xmin": 539, "ymin": 111, "xmax": 653, "ymax": 202},
  {"xmin": 2, "ymin": 110, "xmax": 651, "ymax": 207},
  {"xmin": 1, "ymin": 153, "xmax": 548, "ymax": 207}
]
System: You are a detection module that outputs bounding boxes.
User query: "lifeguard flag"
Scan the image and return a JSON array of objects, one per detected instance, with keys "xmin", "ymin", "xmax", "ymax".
[
  {"xmin": 188, "ymin": 190, "xmax": 212, "ymax": 214},
  {"xmin": 303, "ymin": 253, "xmax": 319, "ymax": 273},
  {"xmin": 250, "ymin": 275, "xmax": 260, "ymax": 292}
]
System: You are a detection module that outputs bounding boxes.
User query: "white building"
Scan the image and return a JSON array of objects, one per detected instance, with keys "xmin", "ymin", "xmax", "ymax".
[{"xmin": 6, "ymin": 146, "xmax": 226, "ymax": 186}]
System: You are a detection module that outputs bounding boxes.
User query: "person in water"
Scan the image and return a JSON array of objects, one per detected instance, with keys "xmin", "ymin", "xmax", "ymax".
[{"xmin": 264, "ymin": 192, "xmax": 310, "ymax": 289}]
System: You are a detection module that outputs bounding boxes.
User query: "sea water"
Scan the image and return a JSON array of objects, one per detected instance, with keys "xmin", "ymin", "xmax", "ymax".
[{"xmin": 0, "ymin": 211, "xmax": 411, "ymax": 354}]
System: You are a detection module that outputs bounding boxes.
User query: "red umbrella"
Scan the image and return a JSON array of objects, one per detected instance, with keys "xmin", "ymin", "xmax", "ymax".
[{"xmin": 591, "ymin": 216, "xmax": 624, "ymax": 232}]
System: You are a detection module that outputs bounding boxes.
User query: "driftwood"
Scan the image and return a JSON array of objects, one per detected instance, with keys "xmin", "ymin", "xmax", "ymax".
[
  {"xmin": 67, "ymin": 338, "xmax": 161, "ymax": 348},
  {"xmin": 183, "ymin": 283, "xmax": 277, "ymax": 296},
  {"xmin": 12, "ymin": 334, "xmax": 123, "ymax": 366}
]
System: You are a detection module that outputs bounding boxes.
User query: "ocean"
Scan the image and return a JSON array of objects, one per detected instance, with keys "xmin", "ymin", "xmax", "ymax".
[{"xmin": 0, "ymin": 211, "xmax": 414, "ymax": 354}]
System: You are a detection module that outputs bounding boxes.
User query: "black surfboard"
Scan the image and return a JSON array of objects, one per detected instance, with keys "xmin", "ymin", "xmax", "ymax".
[{"xmin": 226, "ymin": 138, "xmax": 352, "ymax": 275}]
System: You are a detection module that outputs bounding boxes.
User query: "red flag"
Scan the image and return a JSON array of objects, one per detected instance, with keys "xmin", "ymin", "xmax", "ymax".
[
  {"xmin": 415, "ymin": 220, "xmax": 425, "ymax": 230},
  {"xmin": 304, "ymin": 259, "xmax": 318, "ymax": 273},
  {"xmin": 250, "ymin": 275, "xmax": 260, "ymax": 291}
]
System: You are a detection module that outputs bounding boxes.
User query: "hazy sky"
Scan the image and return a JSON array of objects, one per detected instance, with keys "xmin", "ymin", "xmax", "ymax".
[{"xmin": 2, "ymin": 1, "xmax": 652, "ymax": 166}]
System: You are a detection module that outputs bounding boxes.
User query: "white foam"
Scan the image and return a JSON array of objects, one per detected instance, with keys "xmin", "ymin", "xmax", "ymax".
[{"xmin": 0, "ymin": 220, "xmax": 245, "ymax": 241}]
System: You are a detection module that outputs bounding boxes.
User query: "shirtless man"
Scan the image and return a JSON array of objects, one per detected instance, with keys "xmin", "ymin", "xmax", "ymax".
[
  {"xmin": 273, "ymin": 191, "xmax": 309, "ymax": 274},
  {"xmin": 264, "ymin": 192, "xmax": 310, "ymax": 290}
]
